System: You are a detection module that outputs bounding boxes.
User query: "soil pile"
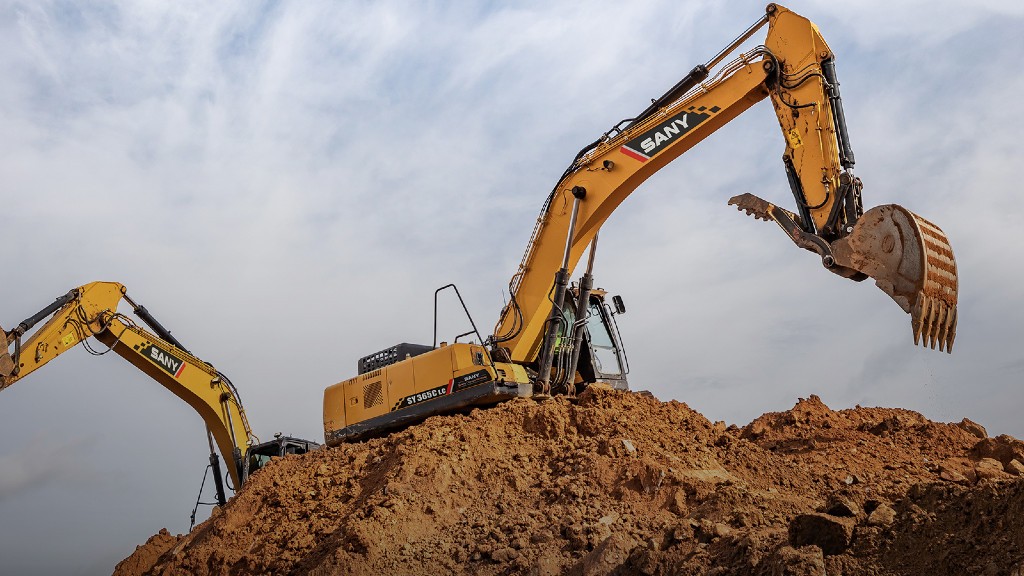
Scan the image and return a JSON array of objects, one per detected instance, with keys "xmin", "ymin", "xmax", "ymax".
[{"xmin": 115, "ymin": 388, "xmax": 1024, "ymax": 575}]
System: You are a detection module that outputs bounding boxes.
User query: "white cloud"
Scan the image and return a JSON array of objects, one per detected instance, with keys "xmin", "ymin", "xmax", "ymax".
[
  {"xmin": 802, "ymin": 0, "xmax": 1023, "ymax": 46},
  {"xmin": 0, "ymin": 1, "xmax": 1021, "ymax": 573},
  {"xmin": 0, "ymin": 436, "xmax": 85, "ymax": 501}
]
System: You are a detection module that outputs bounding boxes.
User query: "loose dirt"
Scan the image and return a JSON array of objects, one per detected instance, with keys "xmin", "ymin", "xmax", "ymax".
[{"xmin": 115, "ymin": 388, "xmax": 1024, "ymax": 575}]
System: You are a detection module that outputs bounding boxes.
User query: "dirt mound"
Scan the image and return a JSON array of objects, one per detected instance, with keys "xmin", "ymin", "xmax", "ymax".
[
  {"xmin": 116, "ymin": 389, "xmax": 1024, "ymax": 576},
  {"xmin": 114, "ymin": 529, "xmax": 181, "ymax": 575}
]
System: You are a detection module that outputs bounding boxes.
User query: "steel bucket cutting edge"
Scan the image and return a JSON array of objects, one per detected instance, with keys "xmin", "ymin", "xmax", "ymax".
[{"xmin": 831, "ymin": 205, "xmax": 958, "ymax": 352}]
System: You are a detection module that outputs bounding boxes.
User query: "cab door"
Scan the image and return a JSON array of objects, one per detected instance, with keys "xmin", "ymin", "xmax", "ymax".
[{"xmin": 584, "ymin": 298, "xmax": 628, "ymax": 390}]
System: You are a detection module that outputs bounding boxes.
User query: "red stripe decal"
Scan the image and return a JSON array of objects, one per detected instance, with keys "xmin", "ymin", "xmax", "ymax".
[
  {"xmin": 446, "ymin": 379, "xmax": 454, "ymax": 395},
  {"xmin": 175, "ymin": 363, "xmax": 186, "ymax": 379},
  {"xmin": 619, "ymin": 146, "xmax": 648, "ymax": 162}
]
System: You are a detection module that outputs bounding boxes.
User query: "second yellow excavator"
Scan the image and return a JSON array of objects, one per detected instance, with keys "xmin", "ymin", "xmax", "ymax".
[
  {"xmin": 323, "ymin": 4, "xmax": 959, "ymax": 445},
  {"xmin": 0, "ymin": 281, "xmax": 319, "ymax": 507}
]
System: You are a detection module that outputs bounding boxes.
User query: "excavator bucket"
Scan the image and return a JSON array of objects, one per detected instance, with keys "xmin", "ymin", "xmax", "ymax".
[
  {"xmin": 830, "ymin": 205, "xmax": 958, "ymax": 353},
  {"xmin": 727, "ymin": 194, "xmax": 958, "ymax": 352},
  {"xmin": 0, "ymin": 323, "xmax": 15, "ymax": 384}
]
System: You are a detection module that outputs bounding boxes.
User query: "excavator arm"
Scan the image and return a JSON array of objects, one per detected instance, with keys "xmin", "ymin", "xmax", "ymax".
[
  {"xmin": 0, "ymin": 281, "xmax": 254, "ymax": 494},
  {"xmin": 322, "ymin": 3, "xmax": 961, "ymax": 445},
  {"xmin": 491, "ymin": 3, "xmax": 958, "ymax": 368}
]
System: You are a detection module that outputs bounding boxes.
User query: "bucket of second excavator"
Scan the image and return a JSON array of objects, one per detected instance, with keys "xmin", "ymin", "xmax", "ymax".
[
  {"xmin": 830, "ymin": 205, "xmax": 958, "ymax": 352},
  {"xmin": 0, "ymin": 323, "xmax": 15, "ymax": 384}
]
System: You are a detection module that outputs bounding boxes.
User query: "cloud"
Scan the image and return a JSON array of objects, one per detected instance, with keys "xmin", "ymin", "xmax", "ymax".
[
  {"xmin": 0, "ymin": 436, "xmax": 86, "ymax": 501},
  {"xmin": 1, "ymin": 1, "xmax": 1022, "ymax": 573},
  {"xmin": 802, "ymin": 0, "xmax": 1023, "ymax": 46}
]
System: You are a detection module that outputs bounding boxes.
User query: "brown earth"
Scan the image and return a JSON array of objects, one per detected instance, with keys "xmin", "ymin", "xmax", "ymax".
[{"xmin": 114, "ymin": 388, "xmax": 1024, "ymax": 576}]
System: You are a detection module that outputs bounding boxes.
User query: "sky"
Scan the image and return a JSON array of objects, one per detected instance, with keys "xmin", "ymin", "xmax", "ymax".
[{"xmin": 1, "ymin": 0, "xmax": 1022, "ymax": 573}]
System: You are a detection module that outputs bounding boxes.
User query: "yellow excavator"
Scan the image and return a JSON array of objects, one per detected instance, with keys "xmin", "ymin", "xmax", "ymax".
[
  {"xmin": 2, "ymin": 6, "xmax": 960, "ymax": 474},
  {"xmin": 0, "ymin": 281, "xmax": 318, "ymax": 506},
  {"xmin": 323, "ymin": 4, "xmax": 959, "ymax": 445}
]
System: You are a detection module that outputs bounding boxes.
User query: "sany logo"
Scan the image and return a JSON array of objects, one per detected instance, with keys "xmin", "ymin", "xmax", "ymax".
[
  {"xmin": 448, "ymin": 369, "xmax": 490, "ymax": 394},
  {"xmin": 141, "ymin": 343, "xmax": 186, "ymax": 378},
  {"xmin": 620, "ymin": 107, "xmax": 714, "ymax": 162},
  {"xmin": 641, "ymin": 114, "xmax": 690, "ymax": 153}
]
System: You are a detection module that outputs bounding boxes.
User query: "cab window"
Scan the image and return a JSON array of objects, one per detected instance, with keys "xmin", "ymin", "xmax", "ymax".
[{"xmin": 586, "ymin": 302, "xmax": 621, "ymax": 375}]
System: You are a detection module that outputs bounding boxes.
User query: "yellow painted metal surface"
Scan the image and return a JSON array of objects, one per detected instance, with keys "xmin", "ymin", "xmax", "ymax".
[
  {"xmin": 491, "ymin": 4, "xmax": 958, "ymax": 360},
  {"xmin": 1, "ymin": 281, "xmax": 254, "ymax": 486},
  {"xmin": 322, "ymin": 343, "xmax": 530, "ymax": 443},
  {"xmin": 491, "ymin": 10, "xmax": 820, "ymax": 363}
]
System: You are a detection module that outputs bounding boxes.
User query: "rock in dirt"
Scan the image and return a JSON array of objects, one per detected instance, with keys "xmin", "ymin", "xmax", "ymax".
[
  {"xmin": 867, "ymin": 503, "xmax": 896, "ymax": 527},
  {"xmin": 620, "ymin": 438, "xmax": 637, "ymax": 455},
  {"xmin": 568, "ymin": 533, "xmax": 638, "ymax": 576},
  {"xmin": 940, "ymin": 465, "xmax": 970, "ymax": 484},
  {"xmin": 768, "ymin": 545, "xmax": 825, "ymax": 576},
  {"xmin": 971, "ymin": 435, "xmax": 1024, "ymax": 465},
  {"xmin": 114, "ymin": 389, "xmax": 1024, "ymax": 576},
  {"xmin": 788, "ymin": 513, "xmax": 854, "ymax": 555},
  {"xmin": 956, "ymin": 418, "xmax": 988, "ymax": 439},
  {"xmin": 824, "ymin": 495, "xmax": 860, "ymax": 518},
  {"xmin": 1006, "ymin": 459, "xmax": 1024, "ymax": 477},
  {"xmin": 975, "ymin": 457, "xmax": 1007, "ymax": 481}
]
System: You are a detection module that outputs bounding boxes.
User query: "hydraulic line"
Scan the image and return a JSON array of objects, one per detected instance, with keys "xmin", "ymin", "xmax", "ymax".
[
  {"xmin": 627, "ymin": 11, "xmax": 770, "ymax": 131},
  {"xmin": 4, "ymin": 290, "xmax": 78, "ymax": 377},
  {"xmin": 207, "ymin": 428, "xmax": 227, "ymax": 507},
  {"xmin": 122, "ymin": 292, "xmax": 190, "ymax": 353},
  {"xmin": 564, "ymin": 233, "xmax": 599, "ymax": 393},
  {"xmin": 821, "ymin": 58, "xmax": 855, "ymax": 170},
  {"xmin": 535, "ymin": 187, "xmax": 585, "ymax": 393}
]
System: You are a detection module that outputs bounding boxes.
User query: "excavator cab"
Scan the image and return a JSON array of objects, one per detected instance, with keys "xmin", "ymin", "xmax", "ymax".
[
  {"xmin": 554, "ymin": 290, "xmax": 629, "ymax": 393},
  {"xmin": 241, "ymin": 435, "xmax": 320, "ymax": 481},
  {"xmin": 585, "ymin": 297, "xmax": 628, "ymax": 386}
]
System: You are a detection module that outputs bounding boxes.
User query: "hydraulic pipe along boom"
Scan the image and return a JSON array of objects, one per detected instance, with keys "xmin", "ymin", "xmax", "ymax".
[
  {"xmin": 535, "ymin": 187, "xmax": 586, "ymax": 393},
  {"xmin": 565, "ymin": 233, "xmax": 599, "ymax": 393}
]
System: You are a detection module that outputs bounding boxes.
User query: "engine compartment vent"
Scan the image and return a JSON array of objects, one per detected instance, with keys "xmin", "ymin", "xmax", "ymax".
[
  {"xmin": 358, "ymin": 343, "xmax": 434, "ymax": 374},
  {"xmin": 363, "ymin": 380, "xmax": 383, "ymax": 408}
]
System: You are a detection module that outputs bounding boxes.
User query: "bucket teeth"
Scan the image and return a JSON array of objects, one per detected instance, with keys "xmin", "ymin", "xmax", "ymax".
[
  {"xmin": 911, "ymin": 213, "xmax": 958, "ymax": 353},
  {"xmin": 831, "ymin": 204, "xmax": 958, "ymax": 353},
  {"xmin": 731, "ymin": 194, "xmax": 960, "ymax": 353},
  {"xmin": 728, "ymin": 193, "xmax": 773, "ymax": 222},
  {"xmin": 0, "ymin": 323, "xmax": 13, "ymax": 385},
  {"xmin": 911, "ymin": 294, "xmax": 957, "ymax": 353},
  {"xmin": 727, "ymin": 193, "xmax": 803, "ymax": 227}
]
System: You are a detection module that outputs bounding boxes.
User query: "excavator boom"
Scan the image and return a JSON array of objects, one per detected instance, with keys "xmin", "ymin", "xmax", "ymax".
[
  {"xmin": 493, "ymin": 3, "xmax": 959, "ymax": 359},
  {"xmin": 1, "ymin": 281, "xmax": 319, "ymax": 504},
  {"xmin": 0, "ymin": 282, "xmax": 253, "ymax": 488}
]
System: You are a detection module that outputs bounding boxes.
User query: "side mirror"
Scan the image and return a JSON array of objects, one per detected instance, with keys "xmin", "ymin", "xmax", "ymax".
[{"xmin": 612, "ymin": 295, "xmax": 626, "ymax": 315}]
